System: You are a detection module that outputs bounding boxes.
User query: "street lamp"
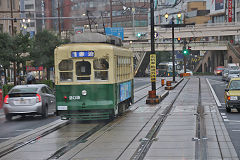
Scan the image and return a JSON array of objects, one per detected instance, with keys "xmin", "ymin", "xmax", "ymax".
[{"xmin": 164, "ymin": 13, "xmax": 182, "ymax": 82}]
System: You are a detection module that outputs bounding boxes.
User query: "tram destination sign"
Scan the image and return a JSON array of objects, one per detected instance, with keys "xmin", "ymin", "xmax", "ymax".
[{"xmin": 71, "ymin": 51, "xmax": 94, "ymax": 58}]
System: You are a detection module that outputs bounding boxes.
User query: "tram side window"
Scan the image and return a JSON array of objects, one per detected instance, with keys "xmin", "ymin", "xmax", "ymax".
[
  {"xmin": 76, "ymin": 61, "xmax": 91, "ymax": 80},
  {"xmin": 59, "ymin": 60, "xmax": 73, "ymax": 82},
  {"xmin": 93, "ymin": 58, "xmax": 109, "ymax": 81}
]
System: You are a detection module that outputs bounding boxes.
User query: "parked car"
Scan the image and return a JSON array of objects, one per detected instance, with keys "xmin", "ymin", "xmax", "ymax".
[
  {"xmin": 224, "ymin": 78, "xmax": 240, "ymax": 112},
  {"xmin": 222, "ymin": 69, "xmax": 229, "ymax": 81},
  {"xmin": 226, "ymin": 70, "xmax": 240, "ymax": 82},
  {"xmin": 3, "ymin": 84, "xmax": 56, "ymax": 121},
  {"xmin": 214, "ymin": 66, "xmax": 224, "ymax": 75}
]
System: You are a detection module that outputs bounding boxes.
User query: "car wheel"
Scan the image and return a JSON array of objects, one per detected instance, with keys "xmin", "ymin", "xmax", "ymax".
[
  {"xmin": 237, "ymin": 108, "xmax": 240, "ymax": 113},
  {"xmin": 42, "ymin": 105, "xmax": 48, "ymax": 118},
  {"xmin": 5, "ymin": 114, "xmax": 12, "ymax": 121},
  {"xmin": 226, "ymin": 107, "xmax": 231, "ymax": 113}
]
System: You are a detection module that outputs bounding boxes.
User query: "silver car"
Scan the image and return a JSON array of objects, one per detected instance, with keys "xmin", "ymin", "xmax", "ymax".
[{"xmin": 3, "ymin": 84, "xmax": 56, "ymax": 121}]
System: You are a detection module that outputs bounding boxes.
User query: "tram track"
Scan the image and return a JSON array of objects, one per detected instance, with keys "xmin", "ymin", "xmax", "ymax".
[
  {"xmin": 195, "ymin": 77, "xmax": 208, "ymax": 160},
  {"xmin": 128, "ymin": 78, "xmax": 190, "ymax": 160},
  {"xmin": 0, "ymin": 79, "xmax": 169, "ymax": 160}
]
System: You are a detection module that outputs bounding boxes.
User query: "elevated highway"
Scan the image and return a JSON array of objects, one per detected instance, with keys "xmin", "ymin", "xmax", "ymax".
[
  {"xmin": 124, "ymin": 41, "xmax": 228, "ymax": 52},
  {"xmin": 123, "ymin": 22, "xmax": 240, "ymax": 40},
  {"xmin": 121, "ymin": 23, "xmax": 240, "ymax": 75}
]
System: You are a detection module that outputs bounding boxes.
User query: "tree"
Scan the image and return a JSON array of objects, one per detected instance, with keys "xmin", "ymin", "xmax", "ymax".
[
  {"xmin": 12, "ymin": 33, "xmax": 31, "ymax": 83},
  {"xmin": 30, "ymin": 30, "xmax": 63, "ymax": 80},
  {"xmin": 0, "ymin": 33, "xmax": 13, "ymax": 84}
]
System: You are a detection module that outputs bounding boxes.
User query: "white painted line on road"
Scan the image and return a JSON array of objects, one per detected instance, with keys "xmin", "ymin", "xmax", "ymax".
[
  {"xmin": 206, "ymin": 78, "xmax": 222, "ymax": 107},
  {"xmin": 223, "ymin": 119, "xmax": 229, "ymax": 122},
  {"xmin": 16, "ymin": 129, "xmax": 33, "ymax": 132},
  {"xmin": 221, "ymin": 113, "xmax": 226, "ymax": 115},
  {"xmin": 221, "ymin": 103, "xmax": 225, "ymax": 104},
  {"xmin": 222, "ymin": 116, "xmax": 227, "ymax": 119},
  {"xmin": 228, "ymin": 120, "xmax": 240, "ymax": 123},
  {"xmin": 232, "ymin": 130, "xmax": 240, "ymax": 132}
]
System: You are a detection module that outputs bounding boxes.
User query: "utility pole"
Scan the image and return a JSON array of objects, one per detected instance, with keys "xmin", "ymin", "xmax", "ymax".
[
  {"xmin": 146, "ymin": 0, "xmax": 160, "ymax": 104},
  {"xmin": 171, "ymin": 19, "xmax": 176, "ymax": 82},
  {"xmin": 110, "ymin": 0, "xmax": 112, "ymax": 27},
  {"xmin": 57, "ymin": 0, "xmax": 61, "ymax": 36},
  {"xmin": 10, "ymin": 0, "xmax": 17, "ymax": 86}
]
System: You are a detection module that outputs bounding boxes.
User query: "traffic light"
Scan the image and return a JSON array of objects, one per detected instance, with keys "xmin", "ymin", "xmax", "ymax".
[
  {"xmin": 183, "ymin": 49, "xmax": 188, "ymax": 55},
  {"xmin": 137, "ymin": 33, "xmax": 141, "ymax": 38},
  {"xmin": 177, "ymin": 37, "xmax": 181, "ymax": 42}
]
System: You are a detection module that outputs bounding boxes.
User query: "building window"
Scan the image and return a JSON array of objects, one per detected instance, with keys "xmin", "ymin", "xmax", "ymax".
[
  {"xmin": 25, "ymin": 4, "xmax": 34, "ymax": 10},
  {"xmin": 13, "ymin": 0, "xmax": 15, "ymax": 9}
]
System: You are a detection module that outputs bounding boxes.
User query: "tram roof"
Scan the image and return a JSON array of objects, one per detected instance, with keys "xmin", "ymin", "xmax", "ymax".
[{"xmin": 70, "ymin": 33, "xmax": 122, "ymax": 46}]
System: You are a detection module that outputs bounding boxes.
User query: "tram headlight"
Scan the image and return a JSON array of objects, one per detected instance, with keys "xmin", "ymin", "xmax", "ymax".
[{"xmin": 82, "ymin": 90, "xmax": 87, "ymax": 96}]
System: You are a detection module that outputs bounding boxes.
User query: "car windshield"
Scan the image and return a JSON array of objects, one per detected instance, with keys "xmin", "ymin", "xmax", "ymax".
[
  {"xmin": 229, "ymin": 71, "xmax": 240, "ymax": 74},
  {"xmin": 10, "ymin": 87, "xmax": 38, "ymax": 94},
  {"xmin": 229, "ymin": 80, "xmax": 240, "ymax": 90}
]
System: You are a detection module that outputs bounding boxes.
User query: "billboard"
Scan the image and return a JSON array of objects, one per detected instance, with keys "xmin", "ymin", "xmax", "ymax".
[
  {"xmin": 228, "ymin": 0, "xmax": 233, "ymax": 22},
  {"xmin": 215, "ymin": 0, "xmax": 224, "ymax": 10},
  {"xmin": 105, "ymin": 27, "xmax": 124, "ymax": 40}
]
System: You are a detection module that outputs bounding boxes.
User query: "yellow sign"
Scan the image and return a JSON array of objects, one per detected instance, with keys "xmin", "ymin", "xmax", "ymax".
[{"xmin": 150, "ymin": 54, "xmax": 156, "ymax": 82}]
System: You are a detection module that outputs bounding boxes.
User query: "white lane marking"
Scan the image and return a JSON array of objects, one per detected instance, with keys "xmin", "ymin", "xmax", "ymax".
[
  {"xmin": 222, "ymin": 116, "xmax": 227, "ymax": 119},
  {"xmin": 223, "ymin": 119, "xmax": 229, "ymax": 122},
  {"xmin": 206, "ymin": 79, "xmax": 222, "ymax": 107},
  {"xmin": 232, "ymin": 130, "xmax": 240, "ymax": 132},
  {"xmin": 221, "ymin": 113, "xmax": 226, "ymax": 115},
  {"xmin": 226, "ymin": 120, "xmax": 240, "ymax": 123},
  {"xmin": 221, "ymin": 103, "xmax": 225, "ymax": 105},
  {"xmin": 16, "ymin": 129, "xmax": 33, "ymax": 132}
]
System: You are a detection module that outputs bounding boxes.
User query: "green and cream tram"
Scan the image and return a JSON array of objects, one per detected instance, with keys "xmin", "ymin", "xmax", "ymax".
[{"xmin": 54, "ymin": 35, "xmax": 134, "ymax": 120}]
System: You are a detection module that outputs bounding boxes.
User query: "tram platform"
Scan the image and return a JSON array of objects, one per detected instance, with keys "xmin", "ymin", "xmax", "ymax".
[
  {"xmin": 0, "ymin": 77, "xmax": 238, "ymax": 160},
  {"xmin": 57, "ymin": 77, "xmax": 238, "ymax": 160}
]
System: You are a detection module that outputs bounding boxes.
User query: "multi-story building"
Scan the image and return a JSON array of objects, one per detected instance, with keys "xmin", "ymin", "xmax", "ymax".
[
  {"xmin": 185, "ymin": 1, "xmax": 210, "ymax": 24},
  {"xmin": 45, "ymin": 0, "xmax": 149, "ymax": 34},
  {"xmin": 20, "ymin": 0, "xmax": 36, "ymax": 36},
  {"xmin": 0, "ymin": 0, "xmax": 20, "ymax": 34},
  {"xmin": 207, "ymin": 0, "xmax": 226, "ymax": 23}
]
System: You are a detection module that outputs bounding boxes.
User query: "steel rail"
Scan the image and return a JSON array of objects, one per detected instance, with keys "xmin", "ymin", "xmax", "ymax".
[
  {"xmin": 129, "ymin": 78, "xmax": 189, "ymax": 160},
  {"xmin": 195, "ymin": 78, "xmax": 208, "ymax": 160},
  {"xmin": 47, "ymin": 122, "xmax": 107, "ymax": 160},
  {"xmin": 0, "ymin": 121, "xmax": 70, "ymax": 158}
]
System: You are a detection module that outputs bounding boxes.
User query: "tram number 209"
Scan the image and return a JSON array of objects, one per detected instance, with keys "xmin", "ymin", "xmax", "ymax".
[{"xmin": 69, "ymin": 96, "xmax": 80, "ymax": 100}]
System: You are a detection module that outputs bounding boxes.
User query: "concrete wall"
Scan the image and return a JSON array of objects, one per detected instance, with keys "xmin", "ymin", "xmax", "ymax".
[{"xmin": 187, "ymin": 1, "xmax": 207, "ymax": 12}]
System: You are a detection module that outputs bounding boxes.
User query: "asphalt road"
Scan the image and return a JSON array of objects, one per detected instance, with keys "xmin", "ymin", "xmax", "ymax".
[
  {"xmin": 208, "ymin": 75, "xmax": 240, "ymax": 157},
  {"xmin": 0, "ymin": 78, "xmax": 151, "ymax": 144}
]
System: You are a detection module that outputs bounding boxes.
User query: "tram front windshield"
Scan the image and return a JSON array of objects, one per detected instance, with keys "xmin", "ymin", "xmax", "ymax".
[{"xmin": 58, "ymin": 58, "xmax": 109, "ymax": 82}]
